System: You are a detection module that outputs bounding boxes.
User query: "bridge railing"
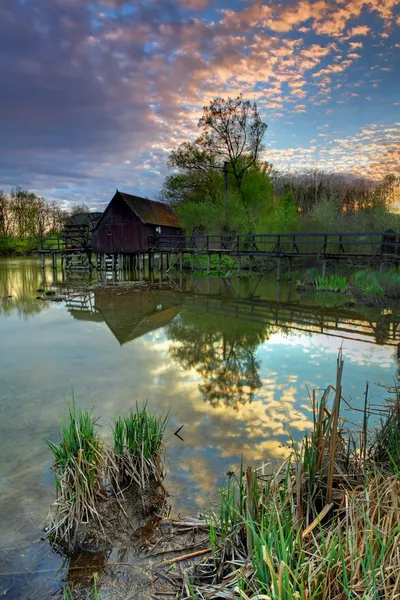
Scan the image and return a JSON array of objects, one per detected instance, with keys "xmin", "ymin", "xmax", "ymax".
[{"xmin": 150, "ymin": 232, "xmax": 400, "ymax": 259}]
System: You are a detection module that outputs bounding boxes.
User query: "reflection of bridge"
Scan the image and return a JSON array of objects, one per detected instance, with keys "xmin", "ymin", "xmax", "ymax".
[
  {"xmin": 62, "ymin": 282, "xmax": 400, "ymax": 349},
  {"xmin": 181, "ymin": 295, "xmax": 400, "ymax": 347}
]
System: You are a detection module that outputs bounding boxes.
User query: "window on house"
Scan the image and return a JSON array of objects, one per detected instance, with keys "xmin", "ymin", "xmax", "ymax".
[
  {"xmin": 155, "ymin": 226, "xmax": 161, "ymax": 234},
  {"xmin": 107, "ymin": 230, "xmax": 112, "ymax": 236}
]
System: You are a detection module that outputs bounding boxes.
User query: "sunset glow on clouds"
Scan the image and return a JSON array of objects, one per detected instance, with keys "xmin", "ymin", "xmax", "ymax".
[{"xmin": 0, "ymin": 0, "xmax": 399, "ymax": 207}]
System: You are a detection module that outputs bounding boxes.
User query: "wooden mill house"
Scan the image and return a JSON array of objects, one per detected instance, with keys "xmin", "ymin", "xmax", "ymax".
[{"xmin": 92, "ymin": 191, "xmax": 181, "ymax": 270}]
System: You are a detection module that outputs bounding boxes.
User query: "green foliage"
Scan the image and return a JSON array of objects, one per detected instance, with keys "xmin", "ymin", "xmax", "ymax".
[
  {"xmin": 183, "ymin": 254, "xmax": 235, "ymax": 272},
  {"xmin": 267, "ymin": 189, "xmax": 299, "ymax": 233},
  {"xmin": 46, "ymin": 400, "xmax": 170, "ymax": 548},
  {"xmin": 45, "ymin": 400, "xmax": 101, "ymax": 493},
  {"xmin": 162, "ymin": 95, "xmax": 272, "ymax": 235},
  {"xmin": 350, "ymin": 269, "xmax": 400, "ymax": 303},
  {"xmin": 112, "ymin": 403, "xmax": 169, "ymax": 488},
  {"xmin": 314, "ymin": 274, "xmax": 347, "ymax": 293},
  {"xmin": 0, "ymin": 235, "xmax": 40, "ymax": 256},
  {"xmin": 45, "ymin": 398, "xmax": 103, "ymax": 549},
  {"xmin": 173, "ymin": 166, "xmax": 273, "ymax": 235},
  {"xmin": 113, "ymin": 403, "xmax": 169, "ymax": 461},
  {"xmin": 189, "ymin": 358, "xmax": 400, "ymax": 599}
]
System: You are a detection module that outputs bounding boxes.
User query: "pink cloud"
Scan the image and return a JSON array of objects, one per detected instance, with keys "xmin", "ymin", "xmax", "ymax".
[{"xmin": 348, "ymin": 25, "xmax": 371, "ymax": 36}]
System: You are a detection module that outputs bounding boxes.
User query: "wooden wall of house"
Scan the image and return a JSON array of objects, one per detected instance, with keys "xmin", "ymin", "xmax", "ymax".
[
  {"xmin": 92, "ymin": 194, "xmax": 141, "ymax": 253},
  {"xmin": 92, "ymin": 193, "xmax": 181, "ymax": 254}
]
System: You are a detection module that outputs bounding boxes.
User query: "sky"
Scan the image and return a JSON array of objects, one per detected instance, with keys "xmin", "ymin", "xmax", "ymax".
[{"xmin": 0, "ymin": 0, "xmax": 399, "ymax": 209}]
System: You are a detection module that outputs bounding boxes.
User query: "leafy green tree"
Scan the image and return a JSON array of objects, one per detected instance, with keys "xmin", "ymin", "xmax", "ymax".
[
  {"xmin": 268, "ymin": 190, "xmax": 299, "ymax": 233},
  {"xmin": 162, "ymin": 95, "xmax": 273, "ymax": 235}
]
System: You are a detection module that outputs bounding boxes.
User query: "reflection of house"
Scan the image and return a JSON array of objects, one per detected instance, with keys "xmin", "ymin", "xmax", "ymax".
[
  {"xmin": 94, "ymin": 291, "xmax": 180, "ymax": 345},
  {"xmin": 92, "ymin": 191, "xmax": 180, "ymax": 254},
  {"xmin": 66, "ymin": 289, "xmax": 180, "ymax": 345}
]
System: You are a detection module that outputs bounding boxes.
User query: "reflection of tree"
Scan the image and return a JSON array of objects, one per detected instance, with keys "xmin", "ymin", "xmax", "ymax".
[
  {"xmin": 167, "ymin": 310, "xmax": 267, "ymax": 410},
  {"xmin": 0, "ymin": 261, "xmax": 49, "ymax": 318}
]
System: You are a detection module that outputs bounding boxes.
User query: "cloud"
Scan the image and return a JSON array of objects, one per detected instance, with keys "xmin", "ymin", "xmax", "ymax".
[
  {"xmin": 348, "ymin": 25, "xmax": 372, "ymax": 36},
  {"xmin": 0, "ymin": 0, "xmax": 398, "ymax": 205}
]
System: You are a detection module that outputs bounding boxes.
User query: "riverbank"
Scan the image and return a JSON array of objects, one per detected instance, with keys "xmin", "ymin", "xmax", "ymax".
[
  {"xmin": 57, "ymin": 352, "xmax": 400, "ymax": 599},
  {"xmin": 295, "ymin": 266, "xmax": 400, "ymax": 307}
]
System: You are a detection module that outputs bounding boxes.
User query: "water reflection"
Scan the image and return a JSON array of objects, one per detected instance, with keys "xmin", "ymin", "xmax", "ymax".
[
  {"xmin": 0, "ymin": 259, "xmax": 49, "ymax": 318},
  {"xmin": 167, "ymin": 310, "xmax": 264, "ymax": 410},
  {"xmin": 2, "ymin": 260, "xmax": 400, "ymax": 599}
]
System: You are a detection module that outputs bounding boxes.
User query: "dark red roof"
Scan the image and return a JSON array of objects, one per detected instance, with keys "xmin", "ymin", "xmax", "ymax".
[{"xmin": 118, "ymin": 192, "xmax": 180, "ymax": 228}]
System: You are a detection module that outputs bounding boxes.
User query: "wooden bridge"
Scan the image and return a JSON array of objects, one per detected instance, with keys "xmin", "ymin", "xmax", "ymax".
[
  {"xmin": 150, "ymin": 231, "xmax": 400, "ymax": 277},
  {"xmin": 39, "ymin": 230, "xmax": 400, "ymax": 274}
]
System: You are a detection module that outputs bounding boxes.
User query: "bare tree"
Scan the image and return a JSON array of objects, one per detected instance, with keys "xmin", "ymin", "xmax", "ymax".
[{"xmin": 169, "ymin": 94, "xmax": 268, "ymax": 190}]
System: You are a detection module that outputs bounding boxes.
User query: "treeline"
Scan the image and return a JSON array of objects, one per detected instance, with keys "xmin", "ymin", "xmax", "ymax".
[
  {"xmin": 0, "ymin": 187, "xmax": 67, "ymax": 239},
  {"xmin": 0, "ymin": 187, "xmax": 90, "ymax": 255},
  {"xmin": 273, "ymin": 171, "xmax": 400, "ymax": 233},
  {"xmin": 160, "ymin": 94, "xmax": 400, "ymax": 235}
]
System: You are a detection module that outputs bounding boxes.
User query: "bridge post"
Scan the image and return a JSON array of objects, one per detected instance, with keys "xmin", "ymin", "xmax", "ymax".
[
  {"xmin": 218, "ymin": 253, "xmax": 221, "ymax": 275},
  {"xmin": 52, "ymin": 252, "xmax": 57, "ymax": 270},
  {"xmin": 41, "ymin": 253, "xmax": 45, "ymax": 269},
  {"xmin": 287, "ymin": 257, "xmax": 292, "ymax": 281},
  {"xmin": 180, "ymin": 251, "xmax": 183, "ymax": 272},
  {"xmin": 207, "ymin": 253, "xmax": 211, "ymax": 275},
  {"xmin": 322, "ymin": 260, "xmax": 327, "ymax": 278},
  {"xmin": 276, "ymin": 257, "xmax": 281, "ymax": 281}
]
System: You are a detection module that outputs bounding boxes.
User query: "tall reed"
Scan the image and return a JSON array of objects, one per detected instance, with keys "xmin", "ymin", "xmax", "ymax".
[{"xmin": 184, "ymin": 351, "xmax": 400, "ymax": 599}]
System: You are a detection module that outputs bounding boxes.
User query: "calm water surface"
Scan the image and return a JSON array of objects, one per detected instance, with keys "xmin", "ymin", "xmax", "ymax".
[{"xmin": 1, "ymin": 258, "xmax": 399, "ymax": 598}]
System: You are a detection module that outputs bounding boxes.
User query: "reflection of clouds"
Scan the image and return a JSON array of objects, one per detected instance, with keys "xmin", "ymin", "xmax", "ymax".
[{"xmin": 265, "ymin": 331, "xmax": 395, "ymax": 368}]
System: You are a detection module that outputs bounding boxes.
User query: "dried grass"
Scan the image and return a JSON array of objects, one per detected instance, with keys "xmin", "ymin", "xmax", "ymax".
[{"xmin": 174, "ymin": 350, "xmax": 400, "ymax": 599}]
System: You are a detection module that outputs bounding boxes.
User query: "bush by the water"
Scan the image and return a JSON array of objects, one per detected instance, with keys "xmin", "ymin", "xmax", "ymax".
[
  {"xmin": 351, "ymin": 268, "xmax": 400, "ymax": 303},
  {"xmin": 0, "ymin": 235, "xmax": 40, "ymax": 256}
]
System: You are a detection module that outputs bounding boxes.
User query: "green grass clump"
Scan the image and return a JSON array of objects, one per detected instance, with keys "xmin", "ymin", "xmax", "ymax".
[
  {"xmin": 46, "ymin": 403, "xmax": 101, "ymax": 491},
  {"xmin": 315, "ymin": 274, "xmax": 347, "ymax": 292},
  {"xmin": 45, "ymin": 399, "xmax": 103, "ymax": 549},
  {"xmin": 183, "ymin": 253, "xmax": 235, "ymax": 273},
  {"xmin": 112, "ymin": 403, "xmax": 169, "ymax": 489}
]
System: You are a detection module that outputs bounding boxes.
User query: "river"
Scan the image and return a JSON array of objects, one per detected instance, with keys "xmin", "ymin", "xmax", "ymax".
[{"xmin": 0, "ymin": 258, "xmax": 399, "ymax": 598}]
